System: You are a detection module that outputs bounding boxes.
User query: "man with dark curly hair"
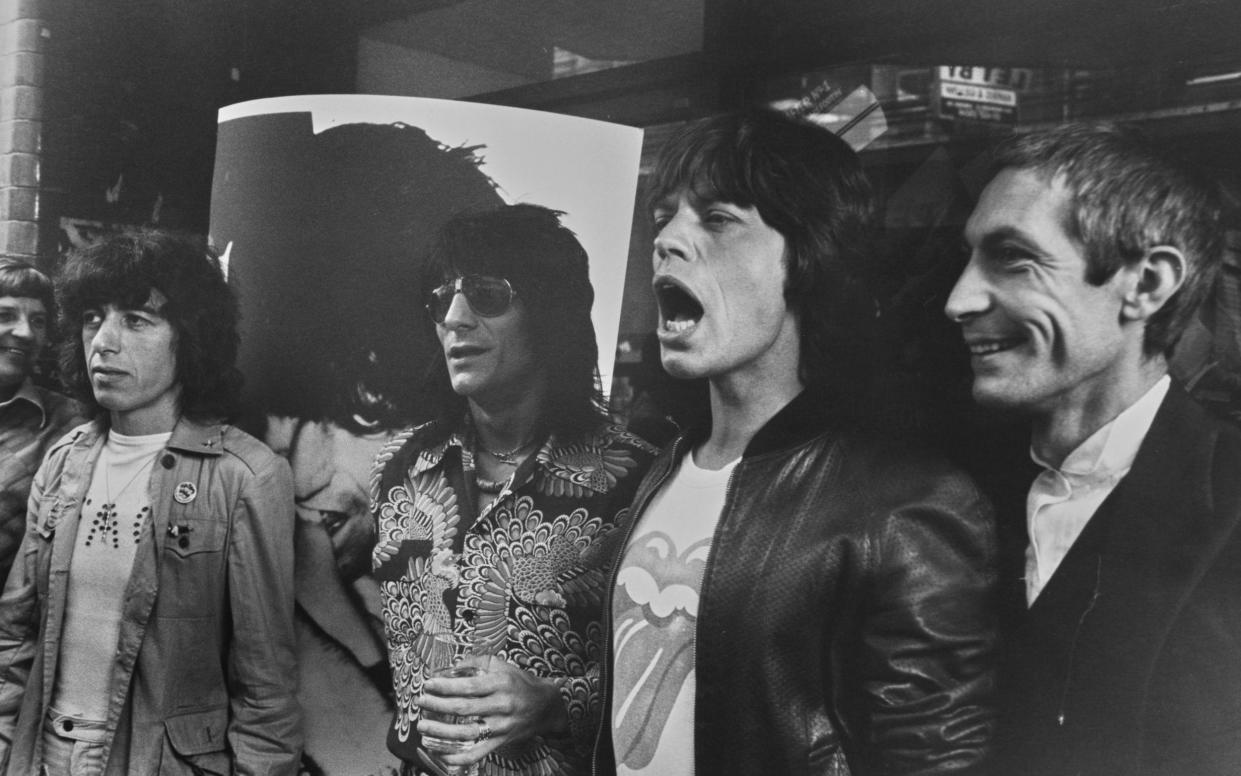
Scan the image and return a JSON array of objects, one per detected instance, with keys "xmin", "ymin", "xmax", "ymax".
[{"xmin": 0, "ymin": 230, "xmax": 301, "ymax": 775}]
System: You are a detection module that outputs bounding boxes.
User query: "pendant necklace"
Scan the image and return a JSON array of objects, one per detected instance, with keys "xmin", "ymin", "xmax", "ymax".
[
  {"xmin": 477, "ymin": 436, "xmax": 537, "ymax": 466},
  {"xmin": 473, "ymin": 435, "xmax": 538, "ymax": 495},
  {"xmin": 87, "ymin": 456, "xmax": 156, "ymax": 549}
]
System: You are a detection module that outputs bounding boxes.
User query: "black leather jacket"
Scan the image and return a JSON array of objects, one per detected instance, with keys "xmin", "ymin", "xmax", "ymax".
[{"xmin": 594, "ymin": 391, "xmax": 998, "ymax": 775}]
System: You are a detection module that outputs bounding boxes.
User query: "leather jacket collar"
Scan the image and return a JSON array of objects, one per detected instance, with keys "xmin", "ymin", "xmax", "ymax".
[{"xmin": 680, "ymin": 388, "xmax": 838, "ymax": 460}]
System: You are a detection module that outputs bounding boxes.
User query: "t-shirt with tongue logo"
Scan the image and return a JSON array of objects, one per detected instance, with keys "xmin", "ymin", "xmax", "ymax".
[{"xmin": 610, "ymin": 451, "xmax": 736, "ymax": 774}]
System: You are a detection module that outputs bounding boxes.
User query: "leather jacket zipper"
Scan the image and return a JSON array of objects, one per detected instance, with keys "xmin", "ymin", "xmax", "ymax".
[{"xmin": 687, "ymin": 457, "xmax": 740, "ymax": 776}]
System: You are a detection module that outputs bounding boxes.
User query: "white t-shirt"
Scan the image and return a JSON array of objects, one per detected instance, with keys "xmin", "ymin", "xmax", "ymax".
[
  {"xmin": 52, "ymin": 429, "xmax": 170, "ymax": 729},
  {"xmin": 610, "ymin": 450, "xmax": 737, "ymax": 775}
]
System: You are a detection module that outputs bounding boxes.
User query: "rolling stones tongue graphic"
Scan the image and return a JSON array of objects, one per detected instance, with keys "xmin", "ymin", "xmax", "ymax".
[{"xmin": 611, "ymin": 531, "xmax": 711, "ymax": 768}]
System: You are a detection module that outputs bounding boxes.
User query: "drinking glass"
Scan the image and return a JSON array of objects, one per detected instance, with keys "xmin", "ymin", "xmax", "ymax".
[{"xmin": 420, "ymin": 630, "xmax": 491, "ymax": 776}]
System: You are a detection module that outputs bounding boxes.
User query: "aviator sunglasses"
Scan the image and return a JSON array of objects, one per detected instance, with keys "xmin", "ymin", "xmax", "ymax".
[{"xmin": 426, "ymin": 275, "xmax": 517, "ymax": 323}]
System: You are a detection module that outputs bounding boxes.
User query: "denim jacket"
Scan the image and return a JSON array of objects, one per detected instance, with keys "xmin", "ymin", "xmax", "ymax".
[{"xmin": 0, "ymin": 416, "xmax": 302, "ymax": 775}]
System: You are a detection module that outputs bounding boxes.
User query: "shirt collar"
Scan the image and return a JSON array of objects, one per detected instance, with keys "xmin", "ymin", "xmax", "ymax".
[
  {"xmin": 80, "ymin": 413, "xmax": 225, "ymax": 456},
  {"xmin": 1030, "ymin": 374, "xmax": 1170, "ymax": 481},
  {"xmin": 166, "ymin": 415, "xmax": 225, "ymax": 456},
  {"xmin": 0, "ymin": 378, "xmax": 48, "ymax": 427},
  {"xmin": 410, "ymin": 415, "xmax": 629, "ymax": 495},
  {"xmin": 411, "ymin": 420, "xmax": 552, "ymax": 482}
]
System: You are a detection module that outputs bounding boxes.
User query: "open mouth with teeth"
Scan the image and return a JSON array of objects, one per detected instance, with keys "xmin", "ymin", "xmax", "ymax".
[
  {"xmin": 967, "ymin": 338, "xmax": 1024, "ymax": 357},
  {"xmin": 654, "ymin": 279, "xmax": 703, "ymax": 336}
]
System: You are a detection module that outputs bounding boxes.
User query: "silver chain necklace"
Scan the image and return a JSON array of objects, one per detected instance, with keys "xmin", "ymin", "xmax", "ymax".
[{"xmin": 476, "ymin": 437, "xmax": 537, "ymax": 466}]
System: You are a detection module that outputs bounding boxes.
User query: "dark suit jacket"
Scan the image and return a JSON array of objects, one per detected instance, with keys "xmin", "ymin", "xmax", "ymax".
[{"xmin": 994, "ymin": 385, "xmax": 1241, "ymax": 776}]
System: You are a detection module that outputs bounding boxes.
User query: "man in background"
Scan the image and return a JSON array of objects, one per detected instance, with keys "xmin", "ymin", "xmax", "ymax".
[
  {"xmin": 0, "ymin": 259, "xmax": 86, "ymax": 584},
  {"xmin": 945, "ymin": 122, "xmax": 1241, "ymax": 775}
]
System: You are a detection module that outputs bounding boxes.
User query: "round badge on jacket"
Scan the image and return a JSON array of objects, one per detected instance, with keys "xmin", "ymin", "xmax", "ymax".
[{"xmin": 173, "ymin": 481, "xmax": 197, "ymax": 504}]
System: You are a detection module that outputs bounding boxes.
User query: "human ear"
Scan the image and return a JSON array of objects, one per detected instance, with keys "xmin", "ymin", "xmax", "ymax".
[{"xmin": 1121, "ymin": 245, "xmax": 1186, "ymax": 322}]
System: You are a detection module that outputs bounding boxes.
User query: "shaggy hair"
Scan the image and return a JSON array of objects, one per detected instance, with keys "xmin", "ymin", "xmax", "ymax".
[
  {"xmin": 57, "ymin": 229, "xmax": 242, "ymax": 421},
  {"xmin": 249, "ymin": 121, "xmax": 504, "ymax": 433},
  {"xmin": 421, "ymin": 203, "xmax": 606, "ymax": 442},
  {"xmin": 648, "ymin": 108, "xmax": 878, "ymax": 405}
]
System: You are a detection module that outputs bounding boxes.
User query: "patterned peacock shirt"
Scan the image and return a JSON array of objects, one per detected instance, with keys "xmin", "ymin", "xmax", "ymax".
[{"xmin": 370, "ymin": 417, "xmax": 657, "ymax": 775}]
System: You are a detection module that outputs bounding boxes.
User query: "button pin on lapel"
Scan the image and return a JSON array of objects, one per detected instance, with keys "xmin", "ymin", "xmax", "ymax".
[
  {"xmin": 168, "ymin": 523, "xmax": 194, "ymax": 548},
  {"xmin": 173, "ymin": 481, "xmax": 197, "ymax": 504}
]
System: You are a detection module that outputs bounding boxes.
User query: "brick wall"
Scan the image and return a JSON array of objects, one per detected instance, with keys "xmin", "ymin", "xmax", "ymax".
[{"xmin": 0, "ymin": 0, "xmax": 43, "ymax": 261}]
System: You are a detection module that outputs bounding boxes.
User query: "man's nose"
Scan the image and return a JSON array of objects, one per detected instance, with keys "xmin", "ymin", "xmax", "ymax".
[
  {"xmin": 655, "ymin": 229, "xmax": 694, "ymax": 271},
  {"xmin": 90, "ymin": 314, "xmax": 122, "ymax": 353},
  {"xmin": 653, "ymin": 212, "xmax": 691, "ymax": 266},
  {"xmin": 440, "ymin": 289, "xmax": 476, "ymax": 329},
  {"xmin": 10, "ymin": 315, "xmax": 33, "ymax": 340},
  {"xmin": 944, "ymin": 257, "xmax": 990, "ymax": 323}
]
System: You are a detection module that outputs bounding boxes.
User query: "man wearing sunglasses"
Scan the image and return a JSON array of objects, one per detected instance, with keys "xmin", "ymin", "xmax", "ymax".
[{"xmin": 370, "ymin": 203, "xmax": 657, "ymax": 776}]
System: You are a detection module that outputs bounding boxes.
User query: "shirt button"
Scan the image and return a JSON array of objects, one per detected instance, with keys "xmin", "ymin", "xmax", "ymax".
[
  {"xmin": 161, "ymin": 454, "xmax": 176, "ymax": 469},
  {"xmin": 62, "ymin": 719, "xmax": 74, "ymax": 732}
]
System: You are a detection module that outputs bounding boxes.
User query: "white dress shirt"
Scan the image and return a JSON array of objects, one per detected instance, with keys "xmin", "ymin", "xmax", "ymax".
[{"xmin": 1025, "ymin": 376, "xmax": 1170, "ymax": 605}]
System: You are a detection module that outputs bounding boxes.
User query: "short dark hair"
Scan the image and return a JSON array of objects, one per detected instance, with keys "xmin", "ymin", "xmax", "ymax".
[
  {"xmin": 0, "ymin": 258, "xmax": 54, "ymax": 317},
  {"xmin": 57, "ymin": 229, "xmax": 243, "ymax": 421},
  {"xmin": 421, "ymin": 203, "xmax": 606, "ymax": 440},
  {"xmin": 990, "ymin": 122, "xmax": 1223, "ymax": 356},
  {"xmin": 647, "ymin": 108, "xmax": 879, "ymax": 401}
]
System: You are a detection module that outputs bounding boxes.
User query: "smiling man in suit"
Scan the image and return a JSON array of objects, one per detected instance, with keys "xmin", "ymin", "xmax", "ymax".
[{"xmin": 946, "ymin": 122, "xmax": 1241, "ymax": 776}]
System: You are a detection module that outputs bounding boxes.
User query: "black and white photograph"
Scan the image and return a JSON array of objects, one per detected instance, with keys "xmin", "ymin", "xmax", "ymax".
[{"xmin": 0, "ymin": 2, "xmax": 1240, "ymax": 776}]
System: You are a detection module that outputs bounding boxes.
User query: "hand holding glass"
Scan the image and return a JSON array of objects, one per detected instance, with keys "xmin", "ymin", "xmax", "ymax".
[{"xmin": 419, "ymin": 631, "xmax": 492, "ymax": 775}]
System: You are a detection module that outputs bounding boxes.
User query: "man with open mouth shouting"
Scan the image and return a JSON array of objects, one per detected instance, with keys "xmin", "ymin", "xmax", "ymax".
[
  {"xmin": 595, "ymin": 109, "xmax": 998, "ymax": 776},
  {"xmin": 947, "ymin": 124, "xmax": 1241, "ymax": 776}
]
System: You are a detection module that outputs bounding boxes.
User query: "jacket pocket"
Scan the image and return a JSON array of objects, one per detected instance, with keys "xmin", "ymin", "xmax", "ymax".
[
  {"xmin": 163, "ymin": 708, "xmax": 231, "ymax": 775},
  {"xmin": 157, "ymin": 516, "xmax": 229, "ymax": 620}
]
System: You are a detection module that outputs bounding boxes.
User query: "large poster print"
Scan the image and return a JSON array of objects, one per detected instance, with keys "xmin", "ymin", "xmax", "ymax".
[{"xmin": 209, "ymin": 95, "xmax": 642, "ymax": 776}]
